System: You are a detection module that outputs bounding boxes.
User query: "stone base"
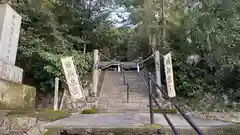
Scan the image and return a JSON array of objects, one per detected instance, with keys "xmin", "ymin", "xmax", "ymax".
[
  {"xmin": 0, "ymin": 79, "xmax": 36, "ymax": 109},
  {"xmin": 0, "ymin": 61, "xmax": 23, "ymax": 83}
]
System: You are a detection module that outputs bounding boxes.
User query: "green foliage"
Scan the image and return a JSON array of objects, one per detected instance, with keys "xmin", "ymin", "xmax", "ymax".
[
  {"xmin": 116, "ymin": 0, "xmax": 240, "ymax": 102},
  {"xmin": 1, "ymin": 0, "xmax": 120, "ymax": 92},
  {"xmin": 170, "ymin": 1, "xmax": 240, "ymax": 99},
  {"xmin": 4, "ymin": 0, "xmax": 240, "ymax": 102},
  {"xmin": 81, "ymin": 108, "xmax": 97, "ymax": 114}
]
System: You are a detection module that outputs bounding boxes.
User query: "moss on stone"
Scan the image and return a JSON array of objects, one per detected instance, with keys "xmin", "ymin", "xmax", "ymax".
[
  {"xmin": 81, "ymin": 108, "xmax": 97, "ymax": 114},
  {"xmin": 6, "ymin": 110, "xmax": 36, "ymax": 117},
  {"xmin": 38, "ymin": 108, "xmax": 70, "ymax": 121},
  {"xmin": 0, "ymin": 101, "xmax": 6, "ymax": 108},
  {"xmin": 59, "ymin": 128, "xmax": 165, "ymax": 135},
  {"xmin": 3, "ymin": 108, "xmax": 71, "ymax": 122},
  {"xmin": 141, "ymin": 124, "xmax": 162, "ymax": 129},
  {"xmin": 44, "ymin": 128, "xmax": 60, "ymax": 135},
  {"xmin": 23, "ymin": 85, "xmax": 36, "ymax": 109},
  {"xmin": 164, "ymin": 124, "xmax": 240, "ymax": 135},
  {"xmin": 0, "ymin": 79, "xmax": 36, "ymax": 110}
]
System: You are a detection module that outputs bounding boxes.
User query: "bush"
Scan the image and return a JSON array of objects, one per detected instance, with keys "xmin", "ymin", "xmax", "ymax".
[{"xmin": 81, "ymin": 108, "xmax": 97, "ymax": 114}]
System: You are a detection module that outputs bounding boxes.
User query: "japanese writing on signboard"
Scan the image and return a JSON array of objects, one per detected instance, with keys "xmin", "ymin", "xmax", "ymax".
[
  {"xmin": 61, "ymin": 56, "xmax": 84, "ymax": 99},
  {"xmin": 163, "ymin": 52, "xmax": 176, "ymax": 97}
]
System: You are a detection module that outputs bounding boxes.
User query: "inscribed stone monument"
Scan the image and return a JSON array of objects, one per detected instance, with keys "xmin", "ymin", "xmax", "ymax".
[
  {"xmin": 0, "ymin": 4, "xmax": 36, "ymax": 110},
  {"xmin": 0, "ymin": 61, "xmax": 23, "ymax": 83},
  {"xmin": 0, "ymin": 4, "xmax": 22, "ymax": 65},
  {"xmin": 0, "ymin": 4, "xmax": 23, "ymax": 83}
]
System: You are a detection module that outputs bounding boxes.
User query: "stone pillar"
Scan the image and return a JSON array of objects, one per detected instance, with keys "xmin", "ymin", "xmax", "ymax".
[
  {"xmin": 0, "ymin": 4, "xmax": 36, "ymax": 110},
  {"xmin": 0, "ymin": 4, "xmax": 23, "ymax": 84},
  {"xmin": 92, "ymin": 49, "xmax": 99, "ymax": 96}
]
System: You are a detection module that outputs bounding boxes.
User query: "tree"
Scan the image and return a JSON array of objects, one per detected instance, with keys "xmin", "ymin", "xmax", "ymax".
[
  {"xmin": 1, "ymin": 0, "xmax": 117, "ymax": 92},
  {"xmin": 116, "ymin": 0, "xmax": 240, "ymax": 100}
]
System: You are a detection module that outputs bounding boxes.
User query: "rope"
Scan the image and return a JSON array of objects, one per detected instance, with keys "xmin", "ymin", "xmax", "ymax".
[
  {"xmin": 136, "ymin": 53, "xmax": 154, "ymax": 65},
  {"xmin": 98, "ymin": 52, "xmax": 118, "ymax": 63},
  {"xmin": 99, "ymin": 51, "xmax": 154, "ymax": 65},
  {"xmin": 98, "ymin": 52, "xmax": 154, "ymax": 71}
]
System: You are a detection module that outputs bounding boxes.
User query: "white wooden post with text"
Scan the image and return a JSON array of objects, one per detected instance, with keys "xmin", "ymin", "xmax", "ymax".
[
  {"xmin": 92, "ymin": 49, "xmax": 99, "ymax": 96},
  {"xmin": 155, "ymin": 50, "xmax": 162, "ymax": 98},
  {"xmin": 54, "ymin": 77, "xmax": 59, "ymax": 110}
]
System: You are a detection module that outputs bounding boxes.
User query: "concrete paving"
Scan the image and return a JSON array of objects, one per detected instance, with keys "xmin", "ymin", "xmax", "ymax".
[{"xmin": 43, "ymin": 113, "xmax": 234, "ymax": 129}]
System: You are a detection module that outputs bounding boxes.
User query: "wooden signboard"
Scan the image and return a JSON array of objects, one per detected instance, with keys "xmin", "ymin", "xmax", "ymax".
[
  {"xmin": 163, "ymin": 52, "xmax": 176, "ymax": 97},
  {"xmin": 61, "ymin": 56, "xmax": 84, "ymax": 100}
]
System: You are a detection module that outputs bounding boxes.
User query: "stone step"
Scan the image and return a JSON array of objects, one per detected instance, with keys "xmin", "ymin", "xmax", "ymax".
[
  {"xmin": 99, "ymin": 102, "xmax": 149, "ymax": 106},
  {"xmin": 102, "ymin": 91, "xmax": 148, "ymax": 95},
  {"xmin": 106, "ymin": 102, "xmax": 149, "ymax": 108},
  {"xmin": 99, "ymin": 96, "xmax": 149, "ymax": 101},
  {"xmin": 97, "ymin": 108, "xmax": 150, "ymax": 113},
  {"xmin": 99, "ymin": 104, "xmax": 148, "ymax": 109},
  {"xmin": 98, "ymin": 71, "xmax": 155, "ymax": 112},
  {"xmin": 126, "ymin": 91, "xmax": 148, "ymax": 94}
]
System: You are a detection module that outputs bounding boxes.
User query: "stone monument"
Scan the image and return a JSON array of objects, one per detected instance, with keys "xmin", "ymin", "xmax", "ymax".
[
  {"xmin": 0, "ymin": 3, "xmax": 23, "ymax": 83},
  {"xmin": 0, "ymin": 4, "xmax": 35, "ymax": 109}
]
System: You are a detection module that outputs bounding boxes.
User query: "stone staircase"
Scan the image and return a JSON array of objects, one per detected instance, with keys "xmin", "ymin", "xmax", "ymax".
[
  {"xmin": 98, "ymin": 71, "xmax": 161, "ymax": 113},
  {"xmin": 43, "ymin": 71, "xmax": 238, "ymax": 135}
]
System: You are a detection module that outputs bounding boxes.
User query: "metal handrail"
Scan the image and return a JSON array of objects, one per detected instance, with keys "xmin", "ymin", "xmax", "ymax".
[
  {"xmin": 118, "ymin": 62, "xmax": 205, "ymax": 135},
  {"xmin": 137, "ymin": 70, "xmax": 205, "ymax": 135},
  {"xmin": 120, "ymin": 66, "xmax": 130, "ymax": 102},
  {"xmin": 148, "ymin": 73, "xmax": 205, "ymax": 135},
  {"xmin": 137, "ymin": 71, "xmax": 180, "ymax": 135}
]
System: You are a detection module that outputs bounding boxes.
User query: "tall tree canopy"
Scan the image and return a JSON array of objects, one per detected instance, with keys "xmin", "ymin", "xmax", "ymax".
[
  {"xmin": 0, "ymin": 0, "xmax": 121, "ymax": 91},
  {"xmin": 116, "ymin": 0, "xmax": 240, "ymax": 100},
  {"xmin": 1, "ymin": 0, "xmax": 240, "ymax": 105}
]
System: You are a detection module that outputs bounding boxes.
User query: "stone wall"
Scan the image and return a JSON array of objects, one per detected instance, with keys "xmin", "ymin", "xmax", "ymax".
[{"xmin": 0, "ymin": 78, "xmax": 36, "ymax": 109}]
